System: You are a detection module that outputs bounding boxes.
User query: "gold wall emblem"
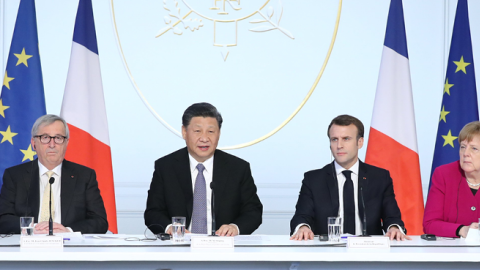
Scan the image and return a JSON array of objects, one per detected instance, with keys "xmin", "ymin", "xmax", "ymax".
[{"xmin": 110, "ymin": 1, "xmax": 343, "ymax": 149}]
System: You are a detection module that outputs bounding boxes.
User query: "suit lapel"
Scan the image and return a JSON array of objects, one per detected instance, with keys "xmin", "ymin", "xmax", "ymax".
[
  {"xmin": 357, "ymin": 161, "xmax": 369, "ymax": 220},
  {"xmin": 326, "ymin": 162, "xmax": 340, "ymax": 214},
  {"xmin": 175, "ymin": 148, "xmax": 194, "ymax": 220},
  {"xmin": 61, "ymin": 160, "xmax": 76, "ymax": 223},
  {"xmin": 26, "ymin": 160, "xmax": 40, "ymax": 222}
]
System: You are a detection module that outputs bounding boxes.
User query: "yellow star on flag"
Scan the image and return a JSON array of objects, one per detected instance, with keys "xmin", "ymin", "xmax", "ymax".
[
  {"xmin": 0, "ymin": 125, "xmax": 18, "ymax": 145},
  {"xmin": 20, "ymin": 144, "xmax": 37, "ymax": 162},
  {"xmin": 3, "ymin": 71, "xmax": 14, "ymax": 90},
  {"xmin": 14, "ymin": 48, "xmax": 33, "ymax": 67},
  {"xmin": 0, "ymin": 99, "xmax": 9, "ymax": 118},
  {"xmin": 442, "ymin": 130, "xmax": 458, "ymax": 148},
  {"xmin": 439, "ymin": 105, "xmax": 450, "ymax": 123},
  {"xmin": 443, "ymin": 78, "xmax": 454, "ymax": 95},
  {"xmin": 454, "ymin": 56, "xmax": 471, "ymax": 74}
]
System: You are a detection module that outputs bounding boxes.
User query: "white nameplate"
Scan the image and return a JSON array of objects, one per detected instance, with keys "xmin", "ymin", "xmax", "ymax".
[
  {"xmin": 347, "ymin": 236, "xmax": 390, "ymax": 249},
  {"xmin": 20, "ymin": 236, "xmax": 64, "ymax": 248},
  {"xmin": 191, "ymin": 236, "xmax": 234, "ymax": 249}
]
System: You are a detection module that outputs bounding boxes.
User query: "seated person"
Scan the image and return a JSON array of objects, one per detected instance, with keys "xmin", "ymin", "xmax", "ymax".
[
  {"xmin": 424, "ymin": 121, "xmax": 480, "ymax": 237},
  {"xmin": 0, "ymin": 114, "xmax": 108, "ymax": 234},
  {"xmin": 290, "ymin": 115, "xmax": 409, "ymax": 241},
  {"xmin": 144, "ymin": 102, "xmax": 263, "ymax": 236}
]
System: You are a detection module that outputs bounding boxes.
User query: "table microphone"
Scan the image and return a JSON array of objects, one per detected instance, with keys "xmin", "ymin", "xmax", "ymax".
[
  {"xmin": 48, "ymin": 177, "xmax": 55, "ymax": 236},
  {"xmin": 210, "ymin": 182, "xmax": 216, "ymax": 236},
  {"xmin": 359, "ymin": 186, "xmax": 370, "ymax": 237}
]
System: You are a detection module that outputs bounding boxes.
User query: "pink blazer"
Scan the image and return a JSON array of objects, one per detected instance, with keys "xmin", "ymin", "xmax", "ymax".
[{"xmin": 423, "ymin": 161, "xmax": 480, "ymax": 237}]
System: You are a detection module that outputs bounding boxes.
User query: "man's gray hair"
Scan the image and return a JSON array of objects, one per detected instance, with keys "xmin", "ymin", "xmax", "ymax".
[{"xmin": 31, "ymin": 114, "xmax": 69, "ymax": 138}]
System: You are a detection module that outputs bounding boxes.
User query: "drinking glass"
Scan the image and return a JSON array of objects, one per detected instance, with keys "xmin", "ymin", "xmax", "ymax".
[
  {"xmin": 171, "ymin": 216, "xmax": 186, "ymax": 243},
  {"xmin": 327, "ymin": 217, "xmax": 342, "ymax": 242},
  {"xmin": 20, "ymin": 217, "xmax": 34, "ymax": 236}
]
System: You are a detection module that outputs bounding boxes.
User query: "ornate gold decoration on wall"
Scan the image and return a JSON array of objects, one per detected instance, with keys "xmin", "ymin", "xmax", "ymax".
[{"xmin": 110, "ymin": 0, "xmax": 343, "ymax": 150}]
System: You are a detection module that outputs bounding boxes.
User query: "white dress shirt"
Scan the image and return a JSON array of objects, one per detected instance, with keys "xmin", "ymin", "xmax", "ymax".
[
  {"xmin": 334, "ymin": 160, "xmax": 362, "ymax": 235},
  {"xmin": 38, "ymin": 162, "xmax": 62, "ymax": 224}
]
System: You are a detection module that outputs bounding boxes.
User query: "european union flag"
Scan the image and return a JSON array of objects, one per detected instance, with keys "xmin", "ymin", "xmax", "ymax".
[
  {"xmin": 0, "ymin": 0, "xmax": 46, "ymax": 187},
  {"xmin": 430, "ymin": 0, "xmax": 478, "ymax": 187}
]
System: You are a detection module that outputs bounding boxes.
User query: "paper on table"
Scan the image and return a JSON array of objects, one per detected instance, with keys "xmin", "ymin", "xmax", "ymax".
[
  {"xmin": 464, "ymin": 228, "xmax": 480, "ymax": 242},
  {"xmin": 85, "ymin": 234, "xmax": 129, "ymax": 239},
  {"xmin": 234, "ymin": 235, "xmax": 267, "ymax": 241},
  {"xmin": 340, "ymin": 233, "xmax": 355, "ymax": 239},
  {"xmin": 185, "ymin": 233, "xmax": 209, "ymax": 241},
  {"xmin": 185, "ymin": 234, "xmax": 266, "ymax": 242},
  {"xmin": 33, "ymin": 232, "xmax": 83, "ymax": 239}
]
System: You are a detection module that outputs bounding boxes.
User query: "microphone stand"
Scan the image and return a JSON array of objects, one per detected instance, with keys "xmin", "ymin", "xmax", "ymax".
[
  {"xmin": 48, "ymin": 177, "xmax": 55, "ymax": 236},
  {"xmin": 210, "ymin": 182, "xmax": 217, "ymax": 236},
  {"xmin": 359, "ymin": 186, "xmax": 370, "ymax": 237}
]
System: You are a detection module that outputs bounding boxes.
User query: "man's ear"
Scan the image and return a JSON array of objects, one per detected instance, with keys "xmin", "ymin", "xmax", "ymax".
[
  {"xmin": 181, "ymin": 126, "xmax": 187, "ymax": 140},
  {"xmin": 357, "ymin": 137, "xmax": 364, "ymax": 149}
]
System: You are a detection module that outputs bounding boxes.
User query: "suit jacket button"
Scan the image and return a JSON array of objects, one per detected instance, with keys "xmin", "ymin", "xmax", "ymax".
[{"xmin": 472, "ymin": 206, "xmax": 476, "ymax": 211}]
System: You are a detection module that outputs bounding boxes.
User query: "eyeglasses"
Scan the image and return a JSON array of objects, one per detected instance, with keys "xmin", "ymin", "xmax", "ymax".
[{"xmin": 34, "ymin": 134, "xmax": 68, "ymax": 144}]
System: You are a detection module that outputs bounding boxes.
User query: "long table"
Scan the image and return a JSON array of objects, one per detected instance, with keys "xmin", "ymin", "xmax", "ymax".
[{"xmin": 1, "ymin": 235, "xmax": 480, "ymax": 269}]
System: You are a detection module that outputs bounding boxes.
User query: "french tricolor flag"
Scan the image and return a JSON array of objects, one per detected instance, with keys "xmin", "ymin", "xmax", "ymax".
[
  {"xmin": 60, "ymin": 0, "xmax": 118, "ymax": 233},
  {"xmin": 365, "ymin": 0, "xmax": 424, "ymax": 235}
]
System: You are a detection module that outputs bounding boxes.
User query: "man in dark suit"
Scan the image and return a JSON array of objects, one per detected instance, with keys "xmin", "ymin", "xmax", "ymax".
[
  {"xmin": 0, "ymin": 114, "xmax": 108, "ymax": 234},
  {"xmin": 145, "ymin": 103, "xmax": 262, "ymax": 236},
  {"xmin": 290, "ymin": 115, "xmax": 409, "ymax": 241}
]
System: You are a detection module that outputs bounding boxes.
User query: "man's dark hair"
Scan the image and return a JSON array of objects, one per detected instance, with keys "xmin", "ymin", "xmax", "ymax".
[
  {"xmin": 182, "ymin": 102, "xmax": 223, "ymax": 129},
  {"xmin": 327, "ymin": 114, "xmax": 364, "ymax": 140}
]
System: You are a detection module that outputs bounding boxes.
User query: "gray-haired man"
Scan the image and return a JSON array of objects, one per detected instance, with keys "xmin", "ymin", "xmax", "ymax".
[{"xmin": 0, "ymin": 114, "xmax": 108, "ymax": 234}]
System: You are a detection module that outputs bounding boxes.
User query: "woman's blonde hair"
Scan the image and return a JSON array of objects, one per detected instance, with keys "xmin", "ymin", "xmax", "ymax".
[{"xmin": 459, "ymin": 121, "xmax": 480, "ymax": 143}]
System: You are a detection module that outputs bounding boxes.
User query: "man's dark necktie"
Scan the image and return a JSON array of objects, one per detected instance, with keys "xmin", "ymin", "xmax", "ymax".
[
  {"xmin": 191, "ymin": 164, "xmax": 207, "ymax": 234},
  {"xmin": 342, "ymin": 170, "xmax": 355, "ymax": 235}
]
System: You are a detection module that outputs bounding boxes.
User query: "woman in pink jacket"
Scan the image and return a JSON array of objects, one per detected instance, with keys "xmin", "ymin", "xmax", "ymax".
[{"xmin": 424, "ymin": 121, "xmax": 480, "ymax": 238}]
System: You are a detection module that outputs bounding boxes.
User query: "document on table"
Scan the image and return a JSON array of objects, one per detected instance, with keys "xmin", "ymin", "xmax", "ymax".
[
  {"xmin": 234, "ymin": 235, "xmax": 268, "ymax": 241},
  {"xmin": 465, "ymin": 228, "xmax": 480, "ymax": 242},
  {"xmin": 340, "ymin": 233, "xmax": 355, "ymax": 239},
  {"xmin": 85, "ymin": 234, "xmax": 130, "ymax": 239},
  {"xmin": 34, "ymin": 232, "xmax": 83, "ymax": 239},
  {"xmin": 186, "ymin": 234, "xmax": 268, "ymax": 241}
]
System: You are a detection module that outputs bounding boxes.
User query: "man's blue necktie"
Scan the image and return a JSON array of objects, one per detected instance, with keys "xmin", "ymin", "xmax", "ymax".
[{"xmin": 191, "ymin": 163, "xmax": 207, "ymax": 234}]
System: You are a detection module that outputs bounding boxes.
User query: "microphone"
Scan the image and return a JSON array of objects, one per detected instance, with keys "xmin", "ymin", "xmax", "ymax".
[
  {"xmin": 359, "ymin": 186, "xmax": 370, "ymax": 237},
  {"xmin": 210, "ymin": 182, "xmax": 216, "ymax": 236},
  {"xmin": 48, "ymin": 177, "xmax": 55, "ymax": 236}
]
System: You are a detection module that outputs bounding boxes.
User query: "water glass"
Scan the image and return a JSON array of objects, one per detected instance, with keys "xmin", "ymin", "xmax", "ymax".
[
  {"xmin": 171, "ymin": 216, "xmax": 186, "ymax": 243},
  {"xmin": 20, "ymin": 217, "xmax": 34, "ymax": 236},
  {"xmin": 328, "ymin": 216, "xmax": 342, "ymax": 242}
]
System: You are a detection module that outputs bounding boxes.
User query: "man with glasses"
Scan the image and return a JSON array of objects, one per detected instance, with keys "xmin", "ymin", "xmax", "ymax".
[{"xmin": 0, "ymin": 114, "xmax": 108, "ymax": 234}]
